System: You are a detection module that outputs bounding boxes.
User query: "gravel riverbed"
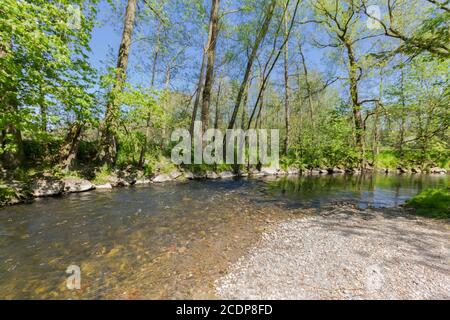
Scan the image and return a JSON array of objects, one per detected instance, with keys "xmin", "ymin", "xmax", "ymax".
[{"xmin": 216, "ymin": 206, "xmax": 450, "ymax": 300}]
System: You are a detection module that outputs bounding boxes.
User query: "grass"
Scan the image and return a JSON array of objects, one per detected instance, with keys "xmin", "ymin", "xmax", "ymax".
[{"xmin": 406, "ymin": 187, "xmax": 450, "ymax": 219}]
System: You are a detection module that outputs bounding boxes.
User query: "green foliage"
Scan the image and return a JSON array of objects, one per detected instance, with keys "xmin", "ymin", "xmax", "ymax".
[{"xmin": 407, "ymin": 187, "xmax": 450, "ymax": 219}]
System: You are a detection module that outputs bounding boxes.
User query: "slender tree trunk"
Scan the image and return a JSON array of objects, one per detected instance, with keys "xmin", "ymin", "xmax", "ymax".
[
  {"xmin": 372, "ymin": 68, "xmax": 383, "ymax": 165},
  {"xmin": 344, "ymin": 39, "xmax": 365, "ymax": 168},
  {"xmin": 299, "ymin": 43, "xmax": 314, "ymax": 122},
  {"xmin": 98, "ymin": 0, "xmax": 137, "ymax": 165},
  {"xmin": 214, "ymin": 77, "xmax": 222, "ymax": 129},
  {"xmin": 247, "ymin": 0, "xmax": 300, "ymax": 130},
  {"xmin": 151, "ymin": 22, "xmax": 161, "ymax": 88},
  {"xmin": 240, "ymin": 81, "xmax": 250, "ymax": 130},
  {"xmin": 59, "ymin": 122, "xmax": 82, "ymax": 171},
  {"xmin": 1, "ymin": 87, "xmax": 24, "ymax": 168},
  {"xmin": 398, "ymin": 67, "xmax": 406, "ymax": 156},
  {"xmin": 283, "ymin": 4, "xmax": 290, "ymax": 154},
  {"xmin": 201, "ymin": 0, "xmax": 221, "ymax": 134},
  {"xmin": 227, "ymin": 0, "xmax": 276, "ymax": 130},
  {"xmin": 190, "ymin": 54, "xmax": 207, "ymax": 135},
  {"xmin": 165, "ymin": 63, "xmax": 171, "ymax": 90}
]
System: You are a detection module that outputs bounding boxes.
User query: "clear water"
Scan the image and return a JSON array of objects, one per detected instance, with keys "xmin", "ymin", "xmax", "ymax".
[{"xmin": 0, "ymin": 174, "xmax": 448, "ymax": 299}]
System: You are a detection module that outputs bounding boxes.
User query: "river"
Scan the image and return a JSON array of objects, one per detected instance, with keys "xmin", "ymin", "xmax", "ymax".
[{"xmin": 0, "ymin": 174, "xmax": 448, "ymax": 299}]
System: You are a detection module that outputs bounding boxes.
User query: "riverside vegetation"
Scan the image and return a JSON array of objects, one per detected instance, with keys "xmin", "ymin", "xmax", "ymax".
[{"xmin": 0, "ymin": 0, "xmax": 449, "ymax": 210}]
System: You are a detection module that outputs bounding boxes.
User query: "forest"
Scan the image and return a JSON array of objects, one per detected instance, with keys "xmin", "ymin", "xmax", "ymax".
[{"xmin": 0, "ymin": 0, "xmax": 449, "ymax": 192}]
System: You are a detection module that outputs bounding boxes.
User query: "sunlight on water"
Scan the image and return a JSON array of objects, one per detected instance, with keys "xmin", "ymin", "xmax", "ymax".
[{"xmin": 0, "ymin": 174, "xmax": 448, "ymax": 299}]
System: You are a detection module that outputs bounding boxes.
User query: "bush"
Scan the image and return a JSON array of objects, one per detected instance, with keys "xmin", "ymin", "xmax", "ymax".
[{"xmin": 406, "ymin": 187, "xmax": 450, "ymax": 219}]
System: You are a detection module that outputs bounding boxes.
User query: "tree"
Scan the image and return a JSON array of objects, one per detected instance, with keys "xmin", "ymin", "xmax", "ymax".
[
  {"xmin": 200, "ymin": 0, "xmax": 221, "ymax": 134},
  {"xmin": 97, "ymin": 0, "xmax": 137, "ymax": 165}
]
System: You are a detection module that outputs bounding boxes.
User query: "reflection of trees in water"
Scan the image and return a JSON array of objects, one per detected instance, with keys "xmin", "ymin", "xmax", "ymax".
[{"xmin": 266, "ymin": 174, "xmax": 449, "ymax": 204}]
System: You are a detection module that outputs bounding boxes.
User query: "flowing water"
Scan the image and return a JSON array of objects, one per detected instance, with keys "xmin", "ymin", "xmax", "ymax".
[{"xmin": 0, "ymin": 174, "xmax": 448, "ymax": 299}]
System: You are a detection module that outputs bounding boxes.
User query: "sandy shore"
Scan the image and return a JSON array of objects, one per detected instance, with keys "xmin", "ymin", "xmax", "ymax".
[{"xmin": 216, "ymin": 206, "xmax": 450, "ymax": 300}]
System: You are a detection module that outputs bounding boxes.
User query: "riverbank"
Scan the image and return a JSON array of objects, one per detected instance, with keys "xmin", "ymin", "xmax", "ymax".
[
  {"xmin": 1, "ymin": 165, "xmax": 448, "ymax": 208},
  {"xmin": 215, "ymin": 205, "xmax": 450, "ymax": 300}
]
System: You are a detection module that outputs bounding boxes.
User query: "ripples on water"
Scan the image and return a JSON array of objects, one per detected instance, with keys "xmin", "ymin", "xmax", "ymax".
[{"xmin": 0, "ymin": 174, "xmax": 448, "ymax": 299}]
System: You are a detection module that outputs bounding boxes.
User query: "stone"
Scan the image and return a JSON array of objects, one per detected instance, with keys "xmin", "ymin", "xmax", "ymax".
[
  {"xmin": 411, "ymin": 168, "xmax": 422, "ymax": 174},
  {"xmin": 31, "ymin": 179, "xmax": 64, "ymax": 197},
  {"xmin": 249, "ymin": 169, "xmax": 264, "ymax": 177},
  {"xmin": 261, "ymin": 167, "xmax": 279, "ymax": 176},
  {"xmin": 397, "ymin": 167, "xmax": 409, "ymax": 174},
  {"xmin": 96, "ymin": 183, "xmax": 113, "ymax": 189},
  {"xmin": 206, "ymin": 171, "xmax": 220, "ymax": 179},
  {"xmin": 135, "ymin": 178, "xmax": 152, "ymax": 185},
  {"xmin": 63, "ymin": 178, "xmax": 95, "ymax": 193},
  {"xmin": 184, "ymin": 171, "xmax": 194, "ymax": 180},
  {"xmin": 319, "ymin": 168, "xmax": 328, "ymax": 174},
  {"xmin": 287, "ymin": 167, "xmax": 300, "ymax": 175},
  {"xmin": 152, "ymin": 174, "xmax": 172, "ymax": 183},
  {"xmin": 220, "ymin": 171, "xmax": 235, "ymax": 179},
  {"xmin": 430, "ymin": 167, "xmax": 447, "ymax": 174},
  {"xmin": 309, "ymin": 169, "xmax": 320, "ymax": 175},
  {"xmin": 170, "ymin": 170, "xmax": 183, "ymax": 180},
  {"xmin": 329, "ymin": 167, "xmax": 345, "ymax": 174},
  {"xmin": 193, "ymin": 172, "xmax": 206, "ymax": 179}
]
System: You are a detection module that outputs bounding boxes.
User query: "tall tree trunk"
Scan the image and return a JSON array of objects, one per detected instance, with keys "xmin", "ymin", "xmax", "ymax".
[
  {"xmin": 283, "ymin": 4, "xmax": 290, "ymax": 155},
  {"xmin": 227, "ymin": 0, "xmax": 276, "ymax": 130},
  {"xmin": 398, "ymin": 67, "xmax": 406, "ymax": 156},
  {"xmin": 247, "ymin": 0, "xmax": 300, "ymax": 130},
  {"xmin": 59, "ymin": 122, "xmax": 82, "ymax": 171},
  {"xmin": 344, "ymin": 39, "xmax": 365, "ymax": 168},
  {"xmin": 214, "ymin": 77, "xmax": 222, "ymax": 129},
  {"xmin": 299, "ymin": 43, "xmax": 314, "ymax": 122},
  {"xmin": 372, "ymin": 68, "xmax": 383, "ymax": 165},
  {"xmin": 189, "ymin": 15, "xmax": 216, "ymax": 137},
  {"xmin": 240, "ymin": 81, "xmax": 250, "ymax": 130},
  {"xmin": 98, "ymin": 0, "xmax": 137, "ymax": 165},
  {"xmin": 0, "ymin": 43, "xmax": 24, "ymax": 169},
  {"xmin": 201, "ymin": 0, "xmax": 221, "ymax": 134},
  {"xmin": 151, "ymin": 22, "xmax": 161, "ymax": 88}
]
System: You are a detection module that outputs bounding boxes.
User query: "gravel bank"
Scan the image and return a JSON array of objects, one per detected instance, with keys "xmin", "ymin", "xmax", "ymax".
[{"xmin": 216, "ymin": 206, "xmax": 450, "ymax": 299}]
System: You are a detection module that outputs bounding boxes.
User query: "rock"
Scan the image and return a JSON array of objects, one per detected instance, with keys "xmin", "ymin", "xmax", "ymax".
[
  {"xmin": 170, "ymin": 170, "xmax": 183, "ymax": 180},
  {"xmin": 319, "ymin": 168, "xmax": 328, "ymax": 174},
  {"xmin": 238, "ymin": 170, "xmax": 249, "ymax": 177},
  {"xmin": 206, "ymin": 171, "xmax": 220, "ymax": 179},
  {"xmin": 63, "ymin": 178, "xmax": 95, "ymax": 193},
  {"xmin": 152, "ymin": 174, "xmax": 172, "ymax": 183},
  {"xmin": 309, "ymin": 169, "xmax": 320, "ymax": 175},
  {"xmin": 96, "ymin": 183, "xmax": 113, "ymax": 189},
  {"xmin": 379, "ymin": 168, "xmax": 389, "ymax": 174},
  {"xmin": 287, "ymin": 167, "xmax": 300, "ymax": 175},
  {"xmin": 135, "ymin": 178, "xmax": 152, "ymax": 185},
  {"xmin": 220, "ymin": 171, "xmax": 235, "ymax": 179},
  {"xmin": 184, "ymin": 171, "xmax": 194, "ymax": 180},
  {"xmin": 411, "ymin": 168, "xmax": 422, "ymax": 174},
  {"xmin": 31, "ymin": 179, "xmax": 64, "ymax": 197},
  {"xmin": 430, "ymin": 167, "xmax": 447, "ymax": 174},
  {"xmin": 193, "ymin": 172, "xmax": 206, "ymax": 179},
  {"xmin": 249, "ymin": 169, "xmax": 264, "ymax": 177},
  {"xmin": 329, "ymin": 167, "xmax": 345, "ymax": 174},
  {"xmin": 261, "ymin": 167, "xmax": 279, "ymax": 176},
  {"xmin": 397, "ymin": 167, "xmax": 409, "ymax": 174},
  {"xmin": 278, "ymin": 169, "xmax": 287, "ymax": 176}
]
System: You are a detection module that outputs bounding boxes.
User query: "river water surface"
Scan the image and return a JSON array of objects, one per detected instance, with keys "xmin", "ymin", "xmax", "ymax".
[{"xmin": 0, "ymin": 174, "xmax": 448, "ymax": 299}]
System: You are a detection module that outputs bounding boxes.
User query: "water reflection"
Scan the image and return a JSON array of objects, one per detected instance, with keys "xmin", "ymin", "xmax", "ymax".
[{"xmin": 261, "ymin": 173, "xmax": 449, "ymax": 208}]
